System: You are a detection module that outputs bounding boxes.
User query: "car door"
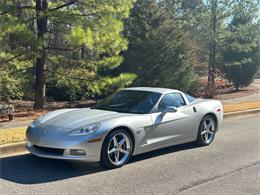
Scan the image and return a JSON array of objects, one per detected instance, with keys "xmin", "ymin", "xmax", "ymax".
[{"xmin": 147, "ymin": 93, "xmax": 196, "ymax": 148}]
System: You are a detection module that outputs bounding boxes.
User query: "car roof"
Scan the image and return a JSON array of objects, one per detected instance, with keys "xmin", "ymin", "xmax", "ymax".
[{"xmin": 123, "ymin": 87, "xmax": 182, "ymax": 94}]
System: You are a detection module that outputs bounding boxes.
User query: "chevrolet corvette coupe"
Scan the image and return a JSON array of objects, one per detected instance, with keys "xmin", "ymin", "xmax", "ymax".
[{"xmin": 26, "ymin": 87, "xmax": 223, "ymax": 168}]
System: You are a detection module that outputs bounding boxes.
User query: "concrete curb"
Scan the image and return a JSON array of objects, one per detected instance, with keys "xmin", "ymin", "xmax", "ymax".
[
  {"xmin": 224, "ymin": 108, "xmax": 260, "ymax": 118},
  {"xmin": 1, "ymin": 108, "xmax": 260, "ymax": 157},
  {"xmin": 0, "ymin": 141, "xmax": 26, "ymax": 156}
]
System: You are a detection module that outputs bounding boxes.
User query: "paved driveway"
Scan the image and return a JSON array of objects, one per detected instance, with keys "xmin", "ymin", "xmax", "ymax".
[{"xmin": 1, "ymin": 114, "xmax": 259, "ymax": 195}]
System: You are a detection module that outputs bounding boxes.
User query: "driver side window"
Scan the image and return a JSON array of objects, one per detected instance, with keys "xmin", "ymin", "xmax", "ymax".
[{"xmin": 157, "ymin": 93, "xmax": 186, "ymax": 112}]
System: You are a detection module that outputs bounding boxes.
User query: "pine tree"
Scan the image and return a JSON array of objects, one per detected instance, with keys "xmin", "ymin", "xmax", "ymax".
[
  {"xmin": 120, "ymin": 0, "xmax": 197, "ymax": 92},
  {"xmin": 0, "ymin": 0, "xmax": 136, "ymax": 108},
  {"xmin": 163, "ymin": 0, "xmax": 231, "ymax": 97},
  {"xmin": 222, "ymin": 0, "xmax": 260, "ymax": 90}
]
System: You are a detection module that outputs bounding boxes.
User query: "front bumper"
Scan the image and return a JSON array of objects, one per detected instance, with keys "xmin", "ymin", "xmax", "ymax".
[
  {"xmin": 26, "ymin": 143, "xmax": 100, "ymax": 161},
  {"xmin": 26, "ymin": 142, "xmax": 100, "ymax": 162},
  {"xmin": 26, "ymin": 126, "xmax": 105, "ymax": 162}
]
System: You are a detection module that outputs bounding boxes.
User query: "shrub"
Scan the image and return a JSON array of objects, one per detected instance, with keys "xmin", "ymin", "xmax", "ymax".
[{"xmin": 0, "ymin": 71, "xmax": 23, "ymax": 102}]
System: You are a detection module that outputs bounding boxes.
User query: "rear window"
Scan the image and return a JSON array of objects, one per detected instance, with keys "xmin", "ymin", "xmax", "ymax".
[{"xmin": 185, "ymin": 93, "xmax": 196, "ymax": 103}]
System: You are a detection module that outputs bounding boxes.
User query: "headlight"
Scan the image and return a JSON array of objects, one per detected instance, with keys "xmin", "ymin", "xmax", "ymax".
[{"xmin": 69, "ymin": 123, "xmax": 101, "ymax": 136}]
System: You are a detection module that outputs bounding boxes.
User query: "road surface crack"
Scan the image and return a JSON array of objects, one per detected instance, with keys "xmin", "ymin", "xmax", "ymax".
[{"xmin": 175, "ymin": 161, "xmax": 260, "ymax": 194}]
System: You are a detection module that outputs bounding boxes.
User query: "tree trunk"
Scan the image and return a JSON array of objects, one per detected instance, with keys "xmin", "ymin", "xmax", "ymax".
[
  {"xmin": 235, "ymin": 84, "xmax": 239, "ymax": 91},
  {"xmin": 207, "ymin": 0, "xmax": 217, "ymax": 98},
  {"xmin": 34, "ymin": 51, "xmax": 47, "ymax": 109},
  {"xmin": 208, "ymin": 42, "xmax": 214, "ymax": 97},
  {"xmin": 34, "ymin": 0, "xmax": 48, "ymax": 109}
]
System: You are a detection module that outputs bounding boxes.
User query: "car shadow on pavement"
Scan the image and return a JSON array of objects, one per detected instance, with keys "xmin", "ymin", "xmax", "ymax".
[
  {"xmin": 130, "ymin": 142, "xmax": 199, "ymax": 163},
  {"xmin": 0, "ymin": 154, "xmax": 104, "ymax": 184},
  {"xmin": 0, "ymin": 142, "xmax": 200, "ymax": 184}
]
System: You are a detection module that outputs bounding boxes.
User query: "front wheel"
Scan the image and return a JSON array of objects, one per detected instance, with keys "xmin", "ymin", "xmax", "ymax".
[
  {"xmin": 100, "ymin": 129, "xmax": 133, "ymax": 169},
  {"xmin": 195, "ymin": 115, "xmax": 216, "ymax": 146}
]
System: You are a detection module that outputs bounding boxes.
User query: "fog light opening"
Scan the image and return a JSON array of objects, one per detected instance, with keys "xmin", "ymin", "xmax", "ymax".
[{"xmin": 69, "ymin": 149, "xmax": 86, "ymax": 156}]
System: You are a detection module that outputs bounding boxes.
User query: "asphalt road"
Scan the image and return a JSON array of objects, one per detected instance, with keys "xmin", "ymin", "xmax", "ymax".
[{"xmin": 0, "ymin": 114, "xmax": 260, "ymax": 195}]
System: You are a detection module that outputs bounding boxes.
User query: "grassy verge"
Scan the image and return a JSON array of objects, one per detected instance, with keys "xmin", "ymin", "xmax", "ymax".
[
  {"xmin": 223, "ymin": 100, "xmax": 260, "ymax": 113},
  {"xmin": 0, "ymin": 127, "xmax": 26, "ymax": 145},
  {"xmin": 0, "ymin": 100, "xmax": 260, "ymax": 146}
]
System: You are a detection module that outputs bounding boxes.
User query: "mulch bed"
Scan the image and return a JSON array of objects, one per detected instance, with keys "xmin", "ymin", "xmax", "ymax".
[
  {"xmin": 0, "ymin": 100, "xmax": 96, "ymax": 123},
  {"xmin": 0, "ymin": 84, "xmax": 258, "ymax": 123},
  {"xmin": 214, "ymin": 85, "xmax": 258, "ymax": 100}
]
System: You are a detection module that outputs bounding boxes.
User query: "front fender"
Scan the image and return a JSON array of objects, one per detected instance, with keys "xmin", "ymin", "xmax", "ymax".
[{"xmin": 99, "ymin": 114, "xmax": 153, "ymax": 155}]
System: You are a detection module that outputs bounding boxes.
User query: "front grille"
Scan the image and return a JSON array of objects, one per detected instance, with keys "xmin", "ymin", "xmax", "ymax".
[{"xmin": 33, "ymin": 145, "xmax": 64, "ymax": 155}]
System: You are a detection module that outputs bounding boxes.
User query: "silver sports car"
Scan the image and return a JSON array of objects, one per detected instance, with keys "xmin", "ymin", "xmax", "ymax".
[{"xmin": 26, "ymin": 87, "xmax": 223, "ymax": 168}]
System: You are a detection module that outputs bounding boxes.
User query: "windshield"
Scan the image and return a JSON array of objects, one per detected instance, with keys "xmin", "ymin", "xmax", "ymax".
[
  {"xmin": 185, "ymin": 93, "xmax": 196, "ymax": 103},
  {"xmin": 93, "ymin": 90, "xmax": 162, "ymax": 114}
]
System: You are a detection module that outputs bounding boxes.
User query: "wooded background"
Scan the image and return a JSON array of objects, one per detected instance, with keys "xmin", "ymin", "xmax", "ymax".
[{"xmin": 0, "ymin": 0, "xmax": 259, "ymax": 109}]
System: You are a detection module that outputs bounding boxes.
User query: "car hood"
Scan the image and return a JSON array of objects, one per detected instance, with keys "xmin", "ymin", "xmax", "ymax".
[{"xmin": 41, "ymin": 108, "xmax": 132, "ymax": 130}]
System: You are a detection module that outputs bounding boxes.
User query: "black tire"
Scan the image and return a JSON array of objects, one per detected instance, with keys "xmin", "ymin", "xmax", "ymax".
[
  {"xmin": 195, "ymin": 115, "xmax": 216, "ymax": 146},
  {"xmin": 100, "ymin": 129, "xmax": 133, "ymax": 169}
]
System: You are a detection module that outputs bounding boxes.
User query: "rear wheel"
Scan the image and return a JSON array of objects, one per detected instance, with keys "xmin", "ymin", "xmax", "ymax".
[
  {"xmin": 196, "ymin": 115, "xmax": 216, "ymax": 146},
  {"xmin": 100, "ymin": 129, "xmax": 133, "ymax": 169}
]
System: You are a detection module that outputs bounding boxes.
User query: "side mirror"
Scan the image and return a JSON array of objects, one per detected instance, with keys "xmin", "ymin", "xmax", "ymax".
[{"xmin": 160, "ymin": 106, "xmax": 178, "ymax": 117}]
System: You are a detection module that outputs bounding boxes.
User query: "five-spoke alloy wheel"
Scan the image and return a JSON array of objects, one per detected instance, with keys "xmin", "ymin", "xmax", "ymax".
[
  {"xmin": 101, "ymin": 129, "xmax": 133, "ymax": 168},
  {"xmin": 196, "ymin": 115, "xmax": 216, "ymax": 146}
]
